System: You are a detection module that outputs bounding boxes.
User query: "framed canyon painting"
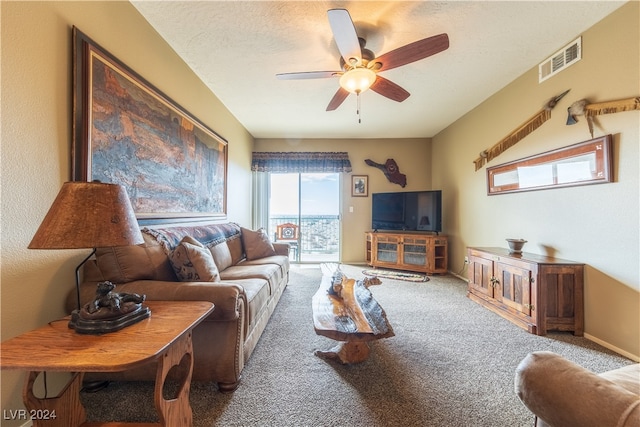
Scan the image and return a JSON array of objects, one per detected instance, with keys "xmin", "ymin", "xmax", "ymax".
[{"xmin": 72, "ymin": 27, "xmax": 227, "ymax": 222}]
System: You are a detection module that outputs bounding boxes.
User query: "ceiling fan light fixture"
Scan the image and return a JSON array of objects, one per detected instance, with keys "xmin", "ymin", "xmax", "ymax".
[{"xmin": 339, "ymin": 67, "xmax": 376, "ymax": 94}]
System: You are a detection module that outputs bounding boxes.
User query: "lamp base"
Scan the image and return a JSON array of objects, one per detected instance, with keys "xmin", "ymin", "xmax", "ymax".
[{"xmin": 69, "ymin": 304, "xmax": 151, "ymax": 334}]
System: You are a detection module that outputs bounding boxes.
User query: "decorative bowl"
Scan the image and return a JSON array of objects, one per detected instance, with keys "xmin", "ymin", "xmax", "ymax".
[{"xmin": 506, "ymin": 238, "xmax": 527, "ymax": 253}]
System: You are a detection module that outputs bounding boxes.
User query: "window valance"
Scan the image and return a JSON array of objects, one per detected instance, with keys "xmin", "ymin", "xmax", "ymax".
[{"xmin": 251, "ymin": 152, "xmax": 352, "ymax": 173}]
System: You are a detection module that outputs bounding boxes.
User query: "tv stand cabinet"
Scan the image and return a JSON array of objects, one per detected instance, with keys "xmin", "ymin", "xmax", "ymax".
[
  {"xmin": 466, "ymin": 247, "xmax": 584, "ymax": 336},
  {"xmin": 366, "ymin": 231, "xmax": 448, "ymax": 275}
]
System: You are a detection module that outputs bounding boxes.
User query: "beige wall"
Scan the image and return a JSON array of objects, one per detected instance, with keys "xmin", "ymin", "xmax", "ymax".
[
  {"xmin": 432, "ymin": 2, "xmax": 639, "ymax": 359},
  {"xmin": 1, "ymin": 1, "xmax": 254, "ymax": 421},
  {"xmin": 255, "ymin": 138, "xmax": 431, "ymax": 263}
]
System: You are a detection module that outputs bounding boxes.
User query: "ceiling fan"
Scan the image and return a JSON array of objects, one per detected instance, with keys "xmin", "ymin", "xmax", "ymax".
[{"xmin": 276, "ymin": 8, "xmax": 449, "ymax": 114}]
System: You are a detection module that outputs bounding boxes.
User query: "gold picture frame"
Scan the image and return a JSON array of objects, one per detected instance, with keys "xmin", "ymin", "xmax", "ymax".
[
  {"xmin": 487, "ymin": 135, "xmax": 613, "ymax": 195},
  {"xmin": 351, "ymin": 175, "xmax": 369, "ymax": 197}
]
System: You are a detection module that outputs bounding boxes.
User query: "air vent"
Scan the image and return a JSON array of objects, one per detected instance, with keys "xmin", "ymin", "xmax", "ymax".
[{"xmin": 539, "ymin": 37, "xmax": 582, "ymax": 83}]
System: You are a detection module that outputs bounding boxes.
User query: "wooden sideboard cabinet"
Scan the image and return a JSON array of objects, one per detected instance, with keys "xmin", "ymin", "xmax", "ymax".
[
  {"xmin": 466, "ymin": 247, "xmax": 584, "ymax": 336},
  {"xmin": 366, "ymin": 232, "xmax": 448, "ymax": 275}
]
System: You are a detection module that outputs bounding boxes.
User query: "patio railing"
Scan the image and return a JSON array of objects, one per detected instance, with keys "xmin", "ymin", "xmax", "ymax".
[{"xmin": 269, "ymin": 215, "xmax": 339, "ymax": 261}]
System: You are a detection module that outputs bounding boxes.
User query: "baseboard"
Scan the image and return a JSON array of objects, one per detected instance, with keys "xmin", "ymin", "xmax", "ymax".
[
  {"xmin": 448, "ymin": 270, "xmax": 468, "ymax": 282},
  {"xmin": 584, "ymin": 333, "xmax": 640, "ymax": 362}
]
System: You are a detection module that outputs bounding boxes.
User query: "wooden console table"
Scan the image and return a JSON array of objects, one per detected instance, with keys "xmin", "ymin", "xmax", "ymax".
[
  {"xmin": 0, "ymin": 301, "xmax": 214, "ymax": 427},
  {"xmin": 312, "ymin": 267, "xmax": 394, "ymax": 364},
  {"xmin": 467, "ymin": 247, "xmax": 584, "ymax": 336}
]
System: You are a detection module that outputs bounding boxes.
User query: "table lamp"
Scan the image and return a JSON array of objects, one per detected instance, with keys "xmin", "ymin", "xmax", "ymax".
[{"xmin": 29, "ymin": 181, "xmax": 148, "ymax": 333}]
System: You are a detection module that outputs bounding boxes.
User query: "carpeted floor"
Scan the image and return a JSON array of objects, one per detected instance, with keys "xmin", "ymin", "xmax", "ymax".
[{"xmin": 81, "ymin": 265, "xmax": 633, "ymax": 426}]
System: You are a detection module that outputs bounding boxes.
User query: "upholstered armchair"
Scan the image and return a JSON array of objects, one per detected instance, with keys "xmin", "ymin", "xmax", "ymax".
[{"xmin": 515, "ymin": 351, "xmax": 640, "ymax": 427}]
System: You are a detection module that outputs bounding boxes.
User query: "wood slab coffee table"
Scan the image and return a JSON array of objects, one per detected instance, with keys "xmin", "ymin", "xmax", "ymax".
[
  {"xmin": 312, "ymin": 267, "xmax": 394, "ymax": 364},
  {"xmin": 0, "ymin": 301, "xmax": 214, "ymax": 427}
]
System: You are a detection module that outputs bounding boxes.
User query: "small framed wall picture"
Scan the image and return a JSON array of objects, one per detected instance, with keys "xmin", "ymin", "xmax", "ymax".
[{"xmin": 351, "ymin": 175, "xmax": 368, "ymax": 197}]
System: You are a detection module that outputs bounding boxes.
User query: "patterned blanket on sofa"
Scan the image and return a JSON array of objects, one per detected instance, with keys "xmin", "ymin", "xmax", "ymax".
[{"xmin": 143, "ymin": 222, "xmax": 242, "ymax": 253}]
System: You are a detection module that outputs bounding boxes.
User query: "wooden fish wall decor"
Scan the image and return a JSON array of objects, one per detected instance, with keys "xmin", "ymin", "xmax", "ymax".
[
  {"xmin": 567, "ymin": 96, "xmax": 640, "ymax": 138},
  {"xmin": 365, "ymin": 158, "xmax": 407, "ymax": 187},
  {"xmin": 473, "ymin": 89, "xmax": 570, "ymax": 171}
]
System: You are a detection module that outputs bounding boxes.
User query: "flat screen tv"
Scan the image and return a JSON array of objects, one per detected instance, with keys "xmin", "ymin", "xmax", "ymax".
[{"xmin": 371, "ymin": 190, "xmax": 442, "ymax": 233}]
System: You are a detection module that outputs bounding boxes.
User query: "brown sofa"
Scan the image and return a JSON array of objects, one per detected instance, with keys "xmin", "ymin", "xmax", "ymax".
[{"xmin": 66, "ymin": 222, "xmax": 290, "ymax": 392}]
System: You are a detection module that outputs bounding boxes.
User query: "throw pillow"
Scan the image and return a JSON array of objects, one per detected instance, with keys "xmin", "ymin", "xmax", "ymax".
[
  {"xmin": 168, "ymin": 236, "xmax": 220, "ymax": 282},
  {"xmin": 209, "ymin": 242, "xmax": 233, "ymax": 271},
  {"xmin": 95, "ymin": 244, "xmax": 154, "ymax": 284},
  {"xmin": 241, "ymin": 227, "xmax": 277, "ymax": 260}
]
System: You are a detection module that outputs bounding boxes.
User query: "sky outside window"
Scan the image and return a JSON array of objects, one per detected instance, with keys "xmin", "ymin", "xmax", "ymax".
[{"xmin": 270, "ymin": 173, "xmax": 339, "ymax": 216}]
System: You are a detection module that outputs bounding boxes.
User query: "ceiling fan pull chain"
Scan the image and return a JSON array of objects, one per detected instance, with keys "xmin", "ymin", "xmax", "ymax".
[{"xmin": 357, "ymin": 92, "xmax": 362, "ymax": 123}]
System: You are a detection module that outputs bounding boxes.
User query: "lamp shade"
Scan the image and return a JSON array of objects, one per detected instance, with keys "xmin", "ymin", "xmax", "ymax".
[{"xmin": 29, "ymin": 182, "xmax": 144, "ymax": 249}]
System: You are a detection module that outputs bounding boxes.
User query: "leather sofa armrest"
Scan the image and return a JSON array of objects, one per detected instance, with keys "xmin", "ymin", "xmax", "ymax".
[
  {"xmin": 272, "ymin": 242, "xmax": 290, "ymax": 256},
  {"xmin": 73, "ymin": 280, "xmax": 244, "ymax": 322},
  {"xmin": 515, "ymin": 351, "xmax": 640, "ymax": 427}
]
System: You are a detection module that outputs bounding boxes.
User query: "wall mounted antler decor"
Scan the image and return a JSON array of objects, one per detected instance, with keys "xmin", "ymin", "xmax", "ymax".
[
  {"xmin": 473, "ymin": 89, "xmax": 570, "ymax": 171},
  {"xmin": 365, "ymin": 158, "xmax": 407, "ymax": 187},
  {"xmin": 567, "ymin": 96, "xmax": 640, "ymax": 138}
]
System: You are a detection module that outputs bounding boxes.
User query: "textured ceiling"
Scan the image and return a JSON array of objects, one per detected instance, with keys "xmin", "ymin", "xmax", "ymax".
[{"xmin": 131, "ymin": 1, "xmax": 625, "ymax": 140}]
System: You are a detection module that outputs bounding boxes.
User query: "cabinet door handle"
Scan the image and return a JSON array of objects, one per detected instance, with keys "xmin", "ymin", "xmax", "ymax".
[
  {"xmin": 490, "ymin": 277, "xmax": 500, "ymax": 287},
  {"xmin": 524, "ymin": 304, "xmax": 535, "ymax": 311}
]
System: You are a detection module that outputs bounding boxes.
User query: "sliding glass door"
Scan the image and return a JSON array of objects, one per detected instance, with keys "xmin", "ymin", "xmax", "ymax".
[{"xmin": 269, "ymin": 173, "xmax": 340, "ymax": 262}]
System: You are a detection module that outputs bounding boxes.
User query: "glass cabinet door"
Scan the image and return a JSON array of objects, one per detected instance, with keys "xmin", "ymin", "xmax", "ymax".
[
  {"xmin": 402, "ymin": 237, "xmax": 427, "ymax": 266},
  {"xmin": 375, "ymin": 236, "xmax": 399, "ymax": 264}
]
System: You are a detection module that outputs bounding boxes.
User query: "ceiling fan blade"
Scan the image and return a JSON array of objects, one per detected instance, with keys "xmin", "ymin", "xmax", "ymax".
[
  {"xmin": 370, "ymin": 33, "xmax": 449, "ymax": 72},
  {"xmin": 326, "ymin": 88, "xmax": 350, "ymax": 111},
  {"xmin": 327, "ymin": 9, "xmax": 362, "ymax": 67},
  {"xmin": 276, "ymin": 71, "xmax": 341, "ymax": 80},
  {"xmin": 370, "ymin": 76, "xmax": 410, "ymax": 102}
]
